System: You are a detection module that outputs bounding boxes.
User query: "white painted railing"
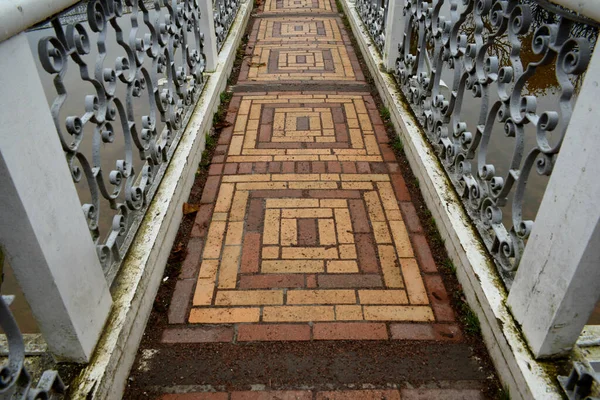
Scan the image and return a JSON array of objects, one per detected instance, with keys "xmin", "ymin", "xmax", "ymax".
[
  {"xmin": 0, "ymin": 0, "xmax": 234, "ymax": 389},
  {"xmin": 356, "ymin": 0, "xmax": 600, "ymax": 359}
]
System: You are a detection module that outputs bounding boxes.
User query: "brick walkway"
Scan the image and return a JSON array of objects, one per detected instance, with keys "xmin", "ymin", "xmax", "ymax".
[{"xmin": 127, "ymin": 0, "xmax": 498, "ymax": 398}]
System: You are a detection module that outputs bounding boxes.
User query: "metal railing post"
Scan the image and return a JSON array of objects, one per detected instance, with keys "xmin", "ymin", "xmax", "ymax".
[{"xmin": 0, "ymin": 33, "xmax": 112, "ymax": 363}]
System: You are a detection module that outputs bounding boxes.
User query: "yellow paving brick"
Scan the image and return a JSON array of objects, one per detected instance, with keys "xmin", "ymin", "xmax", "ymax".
[
  {"xmin": 341, "ymin": 174, "xmax": 390, "ymax": 181},
  {"xmin": 389, "ymin": 220, "xmax": 415, "ymax": 258},
  {"xmin": 263, "ymin": 209, "xmax": 280, "ymax": 245},
  {"xmin": 287, "ymin": 149, "xmax": 331, "ymax": 155},
  {"xmin": 203, "ymin": 221, "xmax": 227, "ymax": 259},
  {"xmin": 327, "ymin": 260, "xmax": 359, "ymax": 273},
  {"xmin": 363, "ymin": 306, "xmax": 434, "ymax": 322},
  {"xmin": 318, "ymin": 219, "xmax": 337, "ymax": 245},
  {"xmin": 227, "ymin": 156, "xmax": 273, "ymax": 163},
  {"xmin": 349, "ymin": 128, "xmax": 365, "ymax": 149},
  {"xmin": 271, "ymin": 174, "xmax": 319, "ymax": 181},
  {"xmin": 334, "ymin": 208, "xmax": 354, "ymax": 244},
  {"xmin": 215, "ymin": 290, "xmax": 284, "ymax": 306},
  {"xmin": 212, "ymin": 213, "xmax": 228, "ymax": 221},
  {"xmin": 401, "ymin": 258, "xmax": 429, "ymax": 305},
  {"xmin": 385, "ymin": 209, "xmax": 403, "ymax": 221},
  {"xmin": 358, "ymin": 290, "xmax": 409, "ymax": 304},
  {"xmin": 287, "ymin": 290, "xmax": 356, "ymax": 304},
  {"xmin": 364, "ymin": 191, "xmax": 386, "ymax": 222},
  {"xmin": 337, "ymin": 156, "xmax": 383, "ymax": 162},
  {"xmin": 320, "ymin": 199, "xmax": 347, "ymax": 208},
  {"xmin": 289, "ymin": 181, "xmax": 338, "ymax": 189},
  {"xmin": 192, "ymin": 281, "xmax": 215, "ymax": 306},
  {"xmin": 316, "ymin": 137, "xmax": 336, "ymax": 143},
  {"xmin": 189, "ymin": 307, "xmax": 261, "ymax": 323},
  {"xmin": 339, "ymin": 244, "xmax": 357, "ymax": 259},
  {"xmin": 341, "ymin": 182, "xmax": 373, "ymax": 190},
  {"xmin": 238, "ymin": 99, "xmax": 252, "ymax": 115},
  {"xmin": 234, "ymin": 114, "xmax": 248, "ymax": 133},
  {"xmin": 372, "ymin": 221, "xmax": 392, "ymax": 244},
  {"xmin": 262, "ymin": 260, "xmax": 324, "ymax": 273},
  {"xmin": 198, "ymin": 259, "xmax": 219, "ymax": 279},
  {"xmin": 282, "ymin": 208, "xmax": 333, "ymax": 218},
  {"xmin": 237, "ymin": 182, "xmax": 288, "ymax": 190},
  {"xmin": 320, "ymin": 174, "xmax": 341, "ymax": 181},
  {"xmin": 222, "ymin": 174, "xmax": 271, "ymax": 183},
  {"xmin": 266, "ymin": 198, "xmax": 320, "ymax": 208},
  {"xmin": 335, "ymin": 305, "xmax": 364, "ymax": 320},
  {"xmin": 281, "ymin": 247, "xmax": 339, "ymax": 259},
  {"xmin": 214, "ymin": 183, "xmax": 235, "ymax": 213},
  {"xmin": 218, "ymin": 246, "xmax": 241, "ymax": 289},
  {"xmin": 280, "ymin": 218, "xmax": 298, "ymax": 246},
  {"xmin": 229, "ymin": 190, "xmax": 249, "ymax": 222},
  {"xmin": 262, "ymin": 306, "xmax": 335, "ymax": 322},
  {"xmin": 364, "ymin": 135, "xmax": 380, "ymax": 155},
  {"xmin": 274, "ymin": 155, "xmax": 320, "ymax": 161},
  {"xmin": 378, "ymin": 245, "xmax": 404, "ymax": 288},
  {"xmin": 225, "ymin": 221, "xmax": 245, "ymax": 245},
  {"xmin": 262, "ymin": 246, "xmax": 280, "ymax": 259},
  {"xmin": 377, "ymin": 181, "xmax": 401, "ymax": 211},
  {"xmin": 228, "ymin": 136, "xmax": 244, "ymax": 155},
  {"xmin": 249, "ymin": 105, "xmax": 261, "ymax": 120}
]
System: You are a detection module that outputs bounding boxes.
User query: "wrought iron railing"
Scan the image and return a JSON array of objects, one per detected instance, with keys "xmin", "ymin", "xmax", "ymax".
[
  {"xmin": 356, "ymin": 0, "xmax": 388, "ymax": 54},
  {"xmin": 0, "ymin": 295, "xmax": 65, "ymax": 398},
  {"xmin": 394, "ymin": 0, "xmax": 598, "ymax": 283},
  {"xmin": 214, "ymin": 0, "xmax": 241, "ymax": 52},
  {"xmin": 36, "ymin": 0, "xmax": 208, "ymax": 284}
]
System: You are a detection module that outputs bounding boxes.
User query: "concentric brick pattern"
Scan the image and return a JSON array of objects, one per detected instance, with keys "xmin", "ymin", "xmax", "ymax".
[
  {"xmin": 165, "ymin": 0, "xmax": 460, "ymax": 343},
  {"xmin": 240, "ymin": 16, "xmax": 364, "ymax": 82}
]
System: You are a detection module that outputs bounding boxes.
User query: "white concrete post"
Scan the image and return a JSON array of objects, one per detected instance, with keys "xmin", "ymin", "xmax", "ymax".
[
  {"xmin": 199, "ymin": 0, "xmax": 219, "ymax": 72},
  {"xmin": 507, "ymin": 42, "xmax": 600, "ymax": 359},
  {"xmin": 382, "ymin": 0, "xmax": 404, "ymax": 71},
  {"xmin": 0, "ymin": 33, "xmax": 112, "ymax": 363}
]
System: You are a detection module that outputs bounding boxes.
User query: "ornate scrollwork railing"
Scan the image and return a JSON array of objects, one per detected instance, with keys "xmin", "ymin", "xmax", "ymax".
[
  {"xmin": 0, "ymin": 295, "xmax": 65, "ymax": 399},
  {"xmin": 395, "ymin": 0, "xmax": 597, "ymax": 282},
  {"xmin": 214, "ymin": 0, "xmax": 240, "ymax": 52},
  {"xmin": 357, "ymin": 0, "xmax": 388, "ymax": 54},
  {"xmin": 37, "ymin": 0, "xmax": 207, "ymax": 283}
]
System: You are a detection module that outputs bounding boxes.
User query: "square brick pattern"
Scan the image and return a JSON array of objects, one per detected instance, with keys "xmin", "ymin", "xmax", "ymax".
[
  {"xmin": 263, "ymin": 0, "xmax": 335, "ymax": 13},
  {"xmin": 189, "ymin": 174, "xmax": 434, "ymax": 326},
  {"xmin": 242, "ymin": 17, "xmax": 364, "ymax": 83},
  {"xmin": 246, "ymin": 44, "xmax": 356, "ymax": 81},
  {"xmin": 226, "ymin": 94, "xmax": 382, "ymax": 162},
  {"xmin": 256, "ymin": 17, "xmax": 343, "ymax": 43},
  {"xmin": 165, "ymin": 91, "xmax": 461, "ymax": 341}
]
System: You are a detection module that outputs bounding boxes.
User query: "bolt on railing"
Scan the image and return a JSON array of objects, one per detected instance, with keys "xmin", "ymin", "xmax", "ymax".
[{"xmin": 392, "ymin": 0, "xmax": 597, "ymax": 284}]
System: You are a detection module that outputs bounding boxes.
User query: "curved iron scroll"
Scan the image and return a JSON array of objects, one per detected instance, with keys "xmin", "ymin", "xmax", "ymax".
[
  {"xmin": 0, "ymin": 296, "xmax": 65, "ymax": 399},
  {"xmin": 37, "ymin": 0, "xmax": 207, "ymax": 283},
  {"xmin": 395, "ymin": 0, "xmax": 595, "ymax": 281},
  {"xmin": 357, "ymin": 0, "xmax": 387, "ymax": 54},
  {"xmin": 214, "ymin": 0, "xmax": 241, "ymax": 52}
]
